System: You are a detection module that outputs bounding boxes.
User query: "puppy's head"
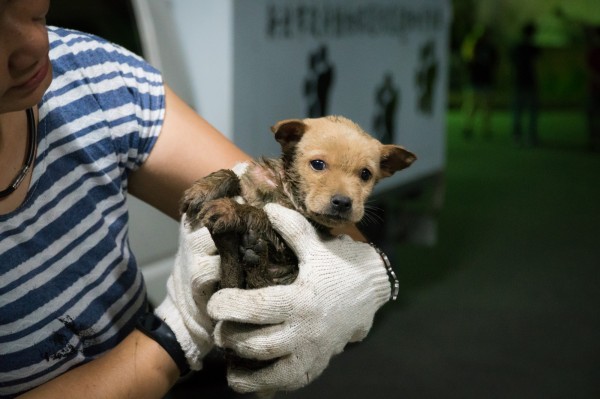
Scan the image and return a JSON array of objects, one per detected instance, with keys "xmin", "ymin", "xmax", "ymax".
[{"xmin": 271, "ymin": 116, "xmax": 416, "ymax": 228}]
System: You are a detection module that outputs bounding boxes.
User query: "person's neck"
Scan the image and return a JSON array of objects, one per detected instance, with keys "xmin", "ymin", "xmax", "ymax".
[
  {"xmin": 0, "ymin": 110, "xmax": 25, "ymax": 158},
  {"xmin": 0, "ymin": 108, "xmax": 37, "ymax": 214}
]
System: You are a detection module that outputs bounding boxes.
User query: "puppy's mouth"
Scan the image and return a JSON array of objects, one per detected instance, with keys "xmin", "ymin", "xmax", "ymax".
[{"xmin": 308, "ymin": 211, "xmax": 353, "ymax": 228}]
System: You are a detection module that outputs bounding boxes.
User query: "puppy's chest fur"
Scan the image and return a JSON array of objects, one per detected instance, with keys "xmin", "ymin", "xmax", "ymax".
[{"xmin": 240, "ymin": 158, "xmax": 297, "ymax": 210}]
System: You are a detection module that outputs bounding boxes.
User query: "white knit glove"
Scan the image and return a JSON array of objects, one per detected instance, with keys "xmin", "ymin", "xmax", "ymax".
[
  {"xmin": 207, "ymin": 203, "xmax": 392, "ymax": 393},
  {"xmin": 154, "ymin": 215, "xmax": 220, "ymax": 371}
]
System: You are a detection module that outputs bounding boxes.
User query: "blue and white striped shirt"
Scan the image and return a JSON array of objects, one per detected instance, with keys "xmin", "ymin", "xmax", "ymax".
[{"xmin": 0, "ymin": 27, "xmax": 165, "ymax": 397}]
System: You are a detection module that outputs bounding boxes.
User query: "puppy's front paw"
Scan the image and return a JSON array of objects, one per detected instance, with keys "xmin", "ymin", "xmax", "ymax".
[
  {"xmin": 180, "ymin": 185, "xmax": 213, "ymax": 229},
  {"xmin": 199, "ymin": 198, "xmax": 245, "ymax": 234},
  {"xmin": 180, "ymin": 170, "xmax": 242, "ymax": 228}
]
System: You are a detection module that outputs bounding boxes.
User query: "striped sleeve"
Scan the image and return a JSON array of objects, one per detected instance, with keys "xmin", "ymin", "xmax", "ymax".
[{"xmin": 47, "ymin": 27, "xmax": 165, "ymax": 181}]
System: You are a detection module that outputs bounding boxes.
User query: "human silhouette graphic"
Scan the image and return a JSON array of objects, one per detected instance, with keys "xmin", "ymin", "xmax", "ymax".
[
  {"xmin": 373, "ymin": 73, "xmax": 399, "ymax": 144},
  {"xmin": 304, "ymin": 45, "xmax": 335, "ymax": 117},
  {"xmin": 416, "ymin": 40, "xmax": 438, "ymax": 114}
]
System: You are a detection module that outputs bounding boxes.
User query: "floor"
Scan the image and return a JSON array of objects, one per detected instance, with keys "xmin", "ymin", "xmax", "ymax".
[{"xmin": 168, "ymin": 109, "xmax": 600, "ymax": 398}]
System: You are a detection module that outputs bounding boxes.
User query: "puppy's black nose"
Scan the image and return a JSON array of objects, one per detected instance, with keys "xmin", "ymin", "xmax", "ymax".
[{"xmin": 331, "ymin": 195, "xmax": 352, "ymax": 212}]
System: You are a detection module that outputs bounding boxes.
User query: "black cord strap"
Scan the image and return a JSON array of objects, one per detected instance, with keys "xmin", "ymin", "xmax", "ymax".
[
  {"xmin": 0, "ymin": 108, "xmax": 37, "ymax": 198},
  {"xmin": 369, "ymin": 243, "xmax": 400, "ymax": 301}
]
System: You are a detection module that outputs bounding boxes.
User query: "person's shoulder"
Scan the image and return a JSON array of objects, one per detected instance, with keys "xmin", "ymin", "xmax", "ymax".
[
  {"xmin": 47, "ymin": 26, "xmax": 143, "ymax": 62},
  {"xmin": 47, "ymin": 25, "xmax": 155, "ymax": 78},
  {"xmin": 47, "ymin": 26, "xmax": 111, "ymax": 48}
]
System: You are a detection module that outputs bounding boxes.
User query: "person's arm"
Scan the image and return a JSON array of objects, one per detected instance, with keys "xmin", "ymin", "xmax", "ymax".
[
  {"xmin": 18, "ymin": 330, "xmax": 179, "ymax": 399},
  {"xmin": 128, "ymin": 85, "xmax": 251, "ymax": 220}
]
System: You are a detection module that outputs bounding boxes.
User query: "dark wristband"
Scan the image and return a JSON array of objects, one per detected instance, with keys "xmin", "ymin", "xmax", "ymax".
[{"xmin": 136, "ymin": 312, "xmax": 191, "ymax": 376}]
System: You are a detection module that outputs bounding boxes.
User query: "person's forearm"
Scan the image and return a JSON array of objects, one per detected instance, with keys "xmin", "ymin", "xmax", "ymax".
[{"xmin": 18, "ymin": 330, "xmax": 179, "ymax": 399}]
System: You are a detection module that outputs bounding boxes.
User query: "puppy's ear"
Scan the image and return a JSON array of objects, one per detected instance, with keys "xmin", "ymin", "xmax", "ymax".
[
  {"xmin": 380, "ymin": 145, "xmax": 417, "ymax": 177},
  {"xmin": 271, "ymin": 119, "xmax": 306, "ymax": 152}
]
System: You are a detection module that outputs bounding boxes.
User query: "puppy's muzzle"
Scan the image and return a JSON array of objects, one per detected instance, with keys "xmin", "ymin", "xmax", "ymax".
[{"xmin": 330, "ymin": 194, "xmax": 353, "ymax": 215}]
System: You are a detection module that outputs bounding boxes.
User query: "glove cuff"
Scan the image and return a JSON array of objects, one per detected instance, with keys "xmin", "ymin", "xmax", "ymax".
[{"xmin": 155, "ymin": 296, "xmax": 212, "ymax": 371}]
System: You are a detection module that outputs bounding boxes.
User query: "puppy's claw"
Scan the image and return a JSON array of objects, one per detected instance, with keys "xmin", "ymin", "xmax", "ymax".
[
  {"xmin": 199, "ymin": 198, "xmax": 245, "ymax": 234},
  {"xmin": 185, "ymin": 214, "xmax": 204, "ymax": 230}
]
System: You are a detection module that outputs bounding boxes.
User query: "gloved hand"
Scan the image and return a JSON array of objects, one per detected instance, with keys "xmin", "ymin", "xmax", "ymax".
[
  {"xmin": 154, "ymin": 215, "xmax": 220, "ymax": 371},
  {"xmin": 207, "ymin": 203, "xmax": 392, "ymax": 393}
]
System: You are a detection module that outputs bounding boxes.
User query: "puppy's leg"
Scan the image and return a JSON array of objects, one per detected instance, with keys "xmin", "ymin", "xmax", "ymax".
[
  {"xmin": 213, "ymin": 231, "xmax": 244, "ymax": 289},
  {"xmin": 201, "ymin": 200, "xmax": 274, "ymax": 288},
  {"xmin": 180, "ymin": 169, "xmax": 241, "ymax": 229},
  {"xmin": 241, "ymin": 208, "xmax": 299, "ymax": 289},
  {"xmin": 240, "ymin": 228, "xmax": 270, "ymax": 288},
  {"xmin": 199, "ymin": 198, "xmax": 247, "ymax": 288}
]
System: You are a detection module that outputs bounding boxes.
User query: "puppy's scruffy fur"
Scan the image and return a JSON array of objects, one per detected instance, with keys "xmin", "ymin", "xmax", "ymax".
[{"xmin": 180, "ymin": 115, "xmax": 416, "ymax": 291}]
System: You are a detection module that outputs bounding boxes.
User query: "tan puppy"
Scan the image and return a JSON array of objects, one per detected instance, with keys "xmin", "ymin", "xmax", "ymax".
[{"xmin": 181, "ymin": 115, "xmax": 416, "ymax": 290}]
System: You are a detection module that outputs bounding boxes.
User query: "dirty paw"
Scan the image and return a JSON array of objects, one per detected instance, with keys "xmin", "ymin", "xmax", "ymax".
[
  {"xmin": 240, "ymin": 229, "xmax": 268, "ymax": 266},
  {"xmin": 180, "ymin": 170, "xmax": 241, "ymax": 228},
  {"xmin": 181, "ymin": 189, "xmax": 214, "ymax": 229},
  {"xmin": 199, "ymin": 198, "xmax": 245, "ymax": 234}
]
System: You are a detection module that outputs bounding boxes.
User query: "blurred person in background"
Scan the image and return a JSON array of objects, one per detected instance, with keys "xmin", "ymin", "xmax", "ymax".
[
  {"xmin": 511, "ymin": 22, "xmax": 541, "ymax": 147},
  {"xmin": 461, "ymin": 25, "xmax": 499, "ymax": 140},
  {"xmin": 584, "ymin": 26, "xmax": 600, "ymax": 152}
]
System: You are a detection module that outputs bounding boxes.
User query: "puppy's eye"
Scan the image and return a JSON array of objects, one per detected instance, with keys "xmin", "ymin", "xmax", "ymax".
[
  {"xmin": 360, "ymin": 168, "xmax": 372, "ymax": 181},
  {"xmin": 310, "ymin": 160, "xmax": 326, "ymax": 171}
]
